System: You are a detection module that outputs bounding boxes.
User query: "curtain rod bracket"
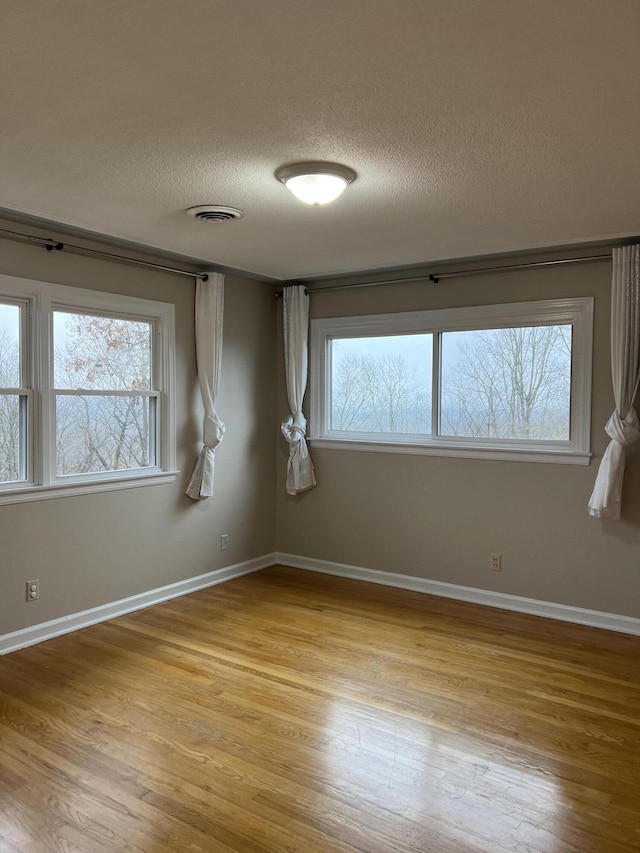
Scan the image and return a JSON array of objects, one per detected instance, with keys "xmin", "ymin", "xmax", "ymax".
[
  {"xmin": 275, "ymin": 287, "xmax": 308, "ymax": 299},
  {"xmin": 200, "ymin": 273, "xmax": 209, "ymax": 282},
  {"xmin": 429, "ymin": 273, "xmax": 440, "ymax": 283},
  {"xmin": 45, "ymin": 241, "xmax": 64, "ymax": 252}
]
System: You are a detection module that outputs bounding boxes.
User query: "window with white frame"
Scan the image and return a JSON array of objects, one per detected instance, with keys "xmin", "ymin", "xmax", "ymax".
[
  {"xmin": 310, "ymin": 298, "xmax": 593, "ymax": 464},
  {"xmin": 0, "ymin": 299, "xmax": 28, "ymax": 484},
  {"xmin": 0, "ymin": 274, "xmax": 176, "ymax": 503}
]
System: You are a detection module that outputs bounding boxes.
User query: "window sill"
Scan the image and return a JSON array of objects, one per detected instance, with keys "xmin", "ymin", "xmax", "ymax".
[
  {"xmin": 309, "ymin": 438, "xmax": 591, "ymax": 465},
  {"xmin": 0, "ymin": 470, "xmax": 179, "ymax": 506}
]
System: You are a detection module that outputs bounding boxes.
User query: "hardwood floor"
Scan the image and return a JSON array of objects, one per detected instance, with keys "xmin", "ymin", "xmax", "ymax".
[{"xmin": 1, "ymin": 565, "xmax": 639, "ymax": 852}]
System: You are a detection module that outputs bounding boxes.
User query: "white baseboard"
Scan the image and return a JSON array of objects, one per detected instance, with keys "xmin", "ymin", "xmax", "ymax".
[
  {"xmin": 273, "ymin": 552, "xmax": 640, "ymax": 636},
  {"xmin": 0, "ymin": 553, "xmax": 277, "ymax": 655},
  {"xmin": 4, "ymin": 550, "xmax": 638, "ymax": 655}
]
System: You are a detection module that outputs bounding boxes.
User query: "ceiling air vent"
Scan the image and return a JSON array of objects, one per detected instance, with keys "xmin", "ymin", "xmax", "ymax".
[{"xmin": 186, "ymin": 205, "xmax": 244, "ymax": 223}]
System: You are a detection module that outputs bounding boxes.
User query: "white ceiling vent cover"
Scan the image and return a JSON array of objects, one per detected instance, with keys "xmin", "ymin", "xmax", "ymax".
[{"xmin": 186, "ymin": 205, "xmax": 244, "ymax": 223}]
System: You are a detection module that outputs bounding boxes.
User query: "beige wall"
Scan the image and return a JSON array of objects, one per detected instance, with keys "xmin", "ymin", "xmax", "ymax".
[
  {"xmin": 276, "ymin": 258, "xmax": 640, "ymax": 619},
  {"xmin": 0, "ymin": 223, "xmax": 277, "ymax": 636},
  {"xmin": 3, "ymin": 227, "xmax": 638, "ymax": 637}
]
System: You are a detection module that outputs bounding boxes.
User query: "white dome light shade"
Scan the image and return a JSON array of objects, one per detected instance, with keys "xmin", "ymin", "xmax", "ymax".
[
  {"xmin": 285, "ymin": 173, "xmax": 347, "ymax": 205},
  {"xmin": 276, "ymin": 162, "xmax": 356, "ymax": 206}
]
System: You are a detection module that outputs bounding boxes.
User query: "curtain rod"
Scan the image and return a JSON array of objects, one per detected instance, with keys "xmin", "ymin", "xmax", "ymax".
[
  {"xmin": 0, "ymin": 226, "xmax": 209, "ymax": 281},
  {"xmin": 275, "ymin": 252, "xmax": 612, "ymax": 297}
]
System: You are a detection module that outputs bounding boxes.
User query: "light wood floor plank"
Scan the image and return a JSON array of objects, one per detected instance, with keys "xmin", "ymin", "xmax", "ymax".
[{"xmin": 1, "ymin": 565, "xmax": 639, "ymax": 852}]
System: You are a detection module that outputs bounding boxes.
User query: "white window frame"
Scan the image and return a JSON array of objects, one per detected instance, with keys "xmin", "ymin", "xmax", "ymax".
[
  {"xmin": 0, "ymin": 295, "xmax": 32, "ymax": 485},
  {"xmin": 310, "ymin": 297, "xmax": 593, "ymax": 465},
  {"xmin": 0, "ymin": 274, "xmax": 177, "ymax": 505}
]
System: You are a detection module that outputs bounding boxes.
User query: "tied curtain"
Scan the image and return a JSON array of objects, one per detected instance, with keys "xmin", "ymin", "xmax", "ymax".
[
  {"xmin": 588, "ymin": 245, "xmax": 640, "ymax": 519},
  {"xmin": 281, "ymin": 285, "xmax": 316, "ymax": 495},
  {"xmin": 186, "ymin": 273, "xmax": 225, "ymax": 500}
]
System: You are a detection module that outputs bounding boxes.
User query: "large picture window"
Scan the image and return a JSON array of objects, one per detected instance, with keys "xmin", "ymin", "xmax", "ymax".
[
  {"xmin": 310, "ymin": 298, "xmax": 593, "ymax": 464},
  {"xmin": 0, "ymin": 275, "xmax": 176, "ymax": 504}
]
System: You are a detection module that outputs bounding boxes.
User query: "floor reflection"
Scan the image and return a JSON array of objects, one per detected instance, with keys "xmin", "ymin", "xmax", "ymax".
[{"xmin": 322, "ymin": 698, "xmax": 564, "ymax": 851}]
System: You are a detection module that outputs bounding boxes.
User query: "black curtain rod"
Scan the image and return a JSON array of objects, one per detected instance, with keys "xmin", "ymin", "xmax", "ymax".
[
  {"xmin": 0, "ymin": 224, "xmax": 619, "ymax": 292},
  {"xmin": 0, "ymin": 226, "xmax": 209, "ymax": 281},
  {"xmin": 274, "ymin": 252, "xmax": 612, "ymax": 297}
]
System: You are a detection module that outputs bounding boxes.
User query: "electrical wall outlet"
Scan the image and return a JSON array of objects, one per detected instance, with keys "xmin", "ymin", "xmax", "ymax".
[
  {"xmin": 26, "ymin": 580, "xmax": 39, "ymax": 601},
  {"xmin": 490, "ymin": 554, "xmax": 502, "ymax": 572},
  {"xmin": 220, "ymin": 534, "xmax": 229, "ymax": 551}
]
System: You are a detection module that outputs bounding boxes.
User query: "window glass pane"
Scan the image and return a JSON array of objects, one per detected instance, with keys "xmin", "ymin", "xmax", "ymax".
[
  {"xmin": 440, "ymin": 325, "xmax": 572, "ymax": 440},
  {"xmin": 56, "ymin": 395, "xmax": 153, "ymax": 475},
  {"xmin": 331, "ymin": 334, "xmax": 432, "ymax": 433},
  {"xmin": 0, "ymin": 394, "xmax": 23, "ymax": 482},
  {"xmin": 0, "ymin": 303, "xmax": 21, "ymax": 387},
  {"xmin": 53, "ymin": 312, "xmax": 152, "ymax": 391}
]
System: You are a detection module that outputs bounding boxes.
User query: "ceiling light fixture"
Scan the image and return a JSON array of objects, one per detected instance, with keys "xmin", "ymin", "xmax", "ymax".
[{"xmin": 276, "ymin": 161, "xmax": 356, "ymax": 206}]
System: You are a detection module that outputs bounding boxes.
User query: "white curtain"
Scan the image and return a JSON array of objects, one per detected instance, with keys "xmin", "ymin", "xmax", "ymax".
[
  {"xmin": 186, "ymin": 273, "xmax": 225, "ymax": 500},
  {"xmin": 588, "ymin": 245, "xmax": 640, "ymax": 519},
  {"xmin": 281, "ymin": 285, "xmax": 316, "ymax": 495}
]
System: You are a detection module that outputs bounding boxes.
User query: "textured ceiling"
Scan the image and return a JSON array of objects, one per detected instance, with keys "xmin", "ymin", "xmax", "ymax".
[{"xmin": 1, "ymin": 0, "xmax": 639, "ymax": 281}]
